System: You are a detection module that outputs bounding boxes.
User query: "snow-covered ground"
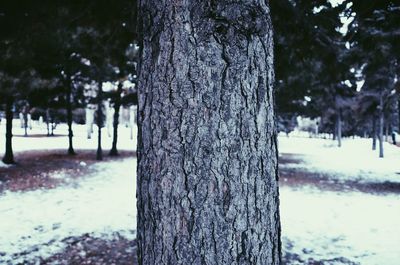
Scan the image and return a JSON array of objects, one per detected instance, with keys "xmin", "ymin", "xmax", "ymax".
[
  {"xmin": 0, "ymin": 120, "xmax": 137, "ymax": 263},
  {"xmin": 0, "ymin": 159, "xmax": 137, "ymax": 263},
  {"xmin": 1, "ymin": 121, "xmax": 400, "ymax": 264},
  {"xmin": 0, "ymin": 119, "xmax": 137, "ymax": 156},
  {"xmin": 279, "ymin": 135, "xmax": 400, "ymax": 184},
  {"xmin": 279, "ymin": 135, "xmax": 400, "ymax": 264}
]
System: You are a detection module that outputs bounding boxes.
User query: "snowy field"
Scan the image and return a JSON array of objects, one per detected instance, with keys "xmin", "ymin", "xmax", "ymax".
[
  {"xmin": 1, "ymin": 120, "xmax": 400, "ymax": 264},
  {"xmin": 0, "ymin": 120, "xmax": 137, "ymax": 263},
  {"xmin": 279, "ymin": 135, "xmax": 400, "ymax": 183},
  {"xmin": 279, "ymin": 135, "xmax": 400, "ymax": 264}
]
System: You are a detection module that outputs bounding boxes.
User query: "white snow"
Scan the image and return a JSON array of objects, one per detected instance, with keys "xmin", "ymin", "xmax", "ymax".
[
  {"xmin": 281, "ymin": 186, "xmax": 400, "ymax": 264},
  {"xmin": 0, "ymin": 119, "xmax": 137, "ymax": 153},
  {"xmin": 0, "ymin": 120, "xmax": 137, "ymax": 263},
  {"xmin": 0, "ymin": 159, "xmax": 136, "ymax": 263},
  {"xmin": 279, "ymin": 135, "xmax": 400, "ymax": 264},
  {"xmin": 279, "ymin": 135, "xmax": 400, "ymax": 183},
  {"xmin": 1, "ymin": 120, "xmax": 400, "ymax": 264}
]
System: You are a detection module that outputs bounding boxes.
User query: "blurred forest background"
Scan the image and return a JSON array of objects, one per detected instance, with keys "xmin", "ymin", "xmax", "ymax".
[{"xmin": 1, "ymin": 0, "xmax": 399, "ymax": 162}]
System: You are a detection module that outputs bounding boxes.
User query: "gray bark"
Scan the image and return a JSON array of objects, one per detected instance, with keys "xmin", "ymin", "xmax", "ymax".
[{"xmin": 137, "ymin": 1, "xmax": 281, "ymax": 264}]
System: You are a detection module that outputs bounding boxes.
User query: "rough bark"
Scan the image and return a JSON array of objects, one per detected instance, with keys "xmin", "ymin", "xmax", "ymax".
[
  {"xmin": 137, "ymin": 1, "xmax": 281, "ymax": 264},
  {"xmin": 66, "ymin": 77, "xmax": 76, "ymax": 155},
  {"xmin": 2, "ymin": 96, "xmax": 15, "ymax": 164},
  {"xmin": 110, "ymin": 83, "xmax": 123, "ymax": 156},
  {"xmin": 96, "ymin": 81, "xmax": 103, "ymax": 161},
  {"xmin": 372, "ymin": 115, "xmax": 377, "ymax": 150}
]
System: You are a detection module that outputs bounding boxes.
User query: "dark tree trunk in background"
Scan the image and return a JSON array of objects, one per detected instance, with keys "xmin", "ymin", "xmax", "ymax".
[
  {"xmin": 384, "ymin": 117, "xmax": 389, "ymax": 142},
  {"xmin": 109, "ymin": 82, "xmax": 123, "ymax": 156},
  {"xmin": 337, "ymin": 110, "xmax": 342, "ymax": 147},
  {"xmin": 23, "ymin": 111, "xmax": 28, "ymax": 137},
  {"xmin": 372, "ymin": 115, "xmax": 377, "ymax": 150},
  {"xmin": 379, "ymin": 95, "xmax": 384, "ymax": 158},
  {"xmin": 96, "ymin": 80, "xmax": 103, "ymax": 161},
  {"xmin": 137, "ymin": 1, "xmax": 281, "ymax": 264},
  {"xmin": 46, "ymin": 108, "xmax": 51, "ymax": 136},
  {"xmin": 2, "ymin": 96, "xmax": 15, "ymax": 164},
  {"xmin": 66, "ymin": 77, "xmax": 76, "ymax": 155}
]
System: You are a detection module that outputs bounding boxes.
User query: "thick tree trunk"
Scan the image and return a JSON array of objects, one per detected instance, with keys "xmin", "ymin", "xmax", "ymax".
[
  {"xmin": 137, "ymin": 1, "xmax": 281, "ymax": 264},
  {"xmin": 379, "ymin": 96, "xmax": 384, "ymax": 158},
  {"xmin": 96, "ymin": 81, "xmax": 103, "ymax": 161},
  {"xmin": 66, "ymin": 77, "xmax": 76, "ymax": 155},
  {"xmin": 109, "ymin": 83, "xmax": 122, "ymax": 156},
  {"xmin": 2, "ymin": 96, "xmax": 15, "ymax": 164},
  {"xmin": 337, "ymin": 110, "xmax": 342, "ymax": 147},
  {"xmin": 372, "ymin": 115, "xmax": 377, "ymax": 150}
]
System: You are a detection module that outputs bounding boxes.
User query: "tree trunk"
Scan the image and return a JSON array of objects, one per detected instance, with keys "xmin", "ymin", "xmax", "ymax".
[
  {"xmin": 96, "ymin": 81, "xmax": 103, "ymax": 161},
  {"xmin": 66, "ymin": 77, "xmax": 76, "ymax": 155},
  {"xmin": 337, "ymin": 110, "xmax": 342, "ymax": 147},
  {"xmin": 2, "ymin": 96, "xmax": 15, "ymax": 164},
  {"xmin": 385, "ymin": 117, "xmax": 389, "ymax": 142},
  {"xmin": 23, "ymin": 111, "xmax": 28, "ymax": 137},
  {"xmin": 137, "ymin": 1, "xmax": 281, "ymax": 264},
  {"xmin": 46, "ymin": 108, "xmax": 50, "ymax": 136},
  {"xmin": 109, "ymin": 83, "xmax": 122, "ymax": 156},
  {"xmin": 372, "ymin": 115, "xmax": 377, "ymax": 150},
  {"xmin": 379, "ymin": 96, "xmax": 384, "ymax": 158}
]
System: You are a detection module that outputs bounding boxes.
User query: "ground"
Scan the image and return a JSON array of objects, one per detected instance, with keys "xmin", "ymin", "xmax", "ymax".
[{"xmin": 1, "ymin": 121, "xmax": 400, "ymax": 264}]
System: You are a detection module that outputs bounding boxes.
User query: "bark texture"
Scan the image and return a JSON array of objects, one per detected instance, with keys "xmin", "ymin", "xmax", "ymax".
[
  {"xmin": 2, "ymin": 96, "xmax": 14, "ymax": 164},
  {"xmin": 137, "ymin": 1, "xmax": 280, "ymax": 264}
]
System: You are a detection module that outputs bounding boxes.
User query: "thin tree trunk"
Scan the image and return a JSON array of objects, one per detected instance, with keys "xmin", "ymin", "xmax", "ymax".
[
  {"xmin": 66, "ymin": 77, "xmax": 76, "ymax": 155},
  {"xmin": 379, "ymin": 96, "xmax": 384, "ymax": 158},
  {"xmin": 109, "ymin": 83, "xmax": 122, "ymax": 156},
  {"xmin": 96, "ymin": 80, "xmax": 103, "ymax": 161},
  {"xmin": 2, "ymin": 96, "xmax": 14, "ymax": 164},
  {"xmin": 46, "ymin": 108, "xmax": 50, "ymax": 136},
  {"xmin": 23, "ymin": 111, "xmax": 28, "ymax": 137},
  {"xmin": 385, "ymin": 117, "xmax": 389, "ymax": 142},
  {"xmin": 137, "ymin": 1, "xmax": 281, "ymax": 264},
  {"xmin": 337, "ymin": 110, "xmax": 342, "ymax": 147},
  {"xmin": 372, "ymin": 115, "xmax": 377, "ymax": 150},
  {"xmin": 333, "ymin": 123, "xmax": 337, "ymax": 141}
]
